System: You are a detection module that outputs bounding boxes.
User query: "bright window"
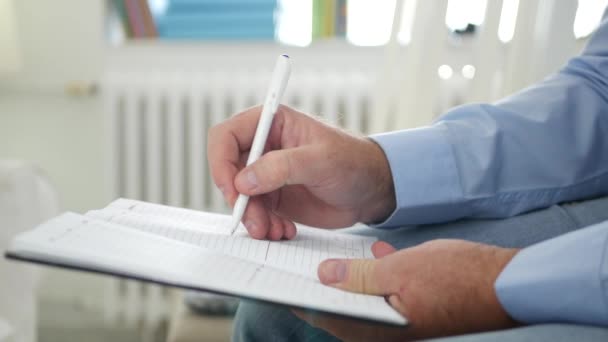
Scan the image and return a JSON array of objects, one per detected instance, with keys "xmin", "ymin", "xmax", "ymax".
[
  {"xmin": 497, "ymin": 0, "xmax": 519, "ymax": 43},
  {"xmin": 574, "ymin": 0, "xmax": 608, "ymax": 38},
  {"xmin": 445, "ymin": 0, "xmax": 487, "ymax": 32}
]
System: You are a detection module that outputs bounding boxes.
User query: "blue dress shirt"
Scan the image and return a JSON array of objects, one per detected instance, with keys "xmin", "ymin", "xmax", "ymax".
[{"xmin": 371, "ymin": 11, "xmax": 608, "ymax": 325}]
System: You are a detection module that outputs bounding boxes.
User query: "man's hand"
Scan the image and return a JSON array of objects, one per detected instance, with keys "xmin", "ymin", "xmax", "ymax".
[
  {"xmin": 297, "ymin": 240, "xmax": 520, "ymax": 341},
  {"xmin": 208, "ymin": 105, "xmax": 396, "ymax": 240}
]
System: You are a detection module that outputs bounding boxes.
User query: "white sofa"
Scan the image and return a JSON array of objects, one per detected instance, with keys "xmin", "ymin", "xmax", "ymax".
[{"xmin": 0, "ymin": 161, "xmax": 59, "ymax": 342}]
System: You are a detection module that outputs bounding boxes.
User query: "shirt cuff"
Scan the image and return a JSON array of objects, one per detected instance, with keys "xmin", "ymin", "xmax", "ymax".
[
  {"xmin": 369, "ymin": 124, "xmax": 469, "ymax": 228},
  {"xmin": 495, "ymin": 221, "xmax": 608, "ymax": 325}
]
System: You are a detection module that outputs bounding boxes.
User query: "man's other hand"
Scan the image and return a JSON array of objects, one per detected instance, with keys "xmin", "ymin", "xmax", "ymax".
[{"xmin": 303, "ymin": 240, "xmax": 520, "ymax": 341}]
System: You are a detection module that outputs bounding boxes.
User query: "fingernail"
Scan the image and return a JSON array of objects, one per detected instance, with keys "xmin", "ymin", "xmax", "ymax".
[
  {"xmin": 244, "ymin": 220, "xmax": 260, "ymax": 235},
  {"xmin": 244, "ymin": 170, "xmax": 258, "ymax": 190},
  {"xmin": 321, "ymin": 260, "xmax": 347, "ymax": 284}
]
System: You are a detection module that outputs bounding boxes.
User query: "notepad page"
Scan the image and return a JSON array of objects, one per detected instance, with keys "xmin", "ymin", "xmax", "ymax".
[
  {"xmin": 9, "ymin": 213, "xmax": 257, "ymax": 289},
  {"xmin": 86, "ymin": 209, "xmax": 269, "ymax": 264},
  {"xmin": 8, "ymin": 213, "xmax": 406, "ymax": 325},
  {"xmin": 89, "ymin": 199, "xmax": 376, "ymax": 279},
  {"xmin": 264, "ymin": 230, "xmax": 375, "ymax": 278},
  {"xmin": 106, "ymin": 198, "xmax": 239, "ymax": 232}
]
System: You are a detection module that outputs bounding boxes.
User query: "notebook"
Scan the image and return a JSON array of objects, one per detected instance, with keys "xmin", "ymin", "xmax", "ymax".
[{"xmin": 5, "ymin": 199, "xmax": 407, "ymax": 325}]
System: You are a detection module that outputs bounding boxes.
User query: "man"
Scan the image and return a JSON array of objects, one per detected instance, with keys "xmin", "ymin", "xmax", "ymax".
[{"xmin": 207, "ymin": 10, "xmax": 608, "ymax": 342}]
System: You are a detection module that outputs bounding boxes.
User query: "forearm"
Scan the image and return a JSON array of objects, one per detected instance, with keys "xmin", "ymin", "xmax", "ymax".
[{"xmin": 370, "ymin": 17, "xmax": 608, "ymax": 227}]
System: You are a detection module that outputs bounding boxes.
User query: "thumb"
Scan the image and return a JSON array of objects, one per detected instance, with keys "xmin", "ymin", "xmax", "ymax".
[
  {"xmin": 318, "ymin": 258, "xmax": 388, "ymax": 295},
  {"xmin": 234, "ymin": 146, "xmax": 319, "ymax": 195}
]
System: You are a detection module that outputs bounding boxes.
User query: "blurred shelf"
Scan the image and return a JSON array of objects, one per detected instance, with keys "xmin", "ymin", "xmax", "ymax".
[{"xmin": 104, "ymin": 39, "xmax": 388, "ymax": 72}]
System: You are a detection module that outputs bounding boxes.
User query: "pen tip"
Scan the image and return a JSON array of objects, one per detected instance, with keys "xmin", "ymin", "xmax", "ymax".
[{"xmin": 229, "ymin": 217, "xmax": 241, "ymax": 235}]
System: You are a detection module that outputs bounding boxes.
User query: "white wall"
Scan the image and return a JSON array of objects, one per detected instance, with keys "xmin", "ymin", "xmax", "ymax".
[
  {"xmin": 0, "ymin": 0, "xmax": 106, "ymax": 214},
  {"xmin": 0, "ymin": 93, "xmax": 105, "ymax": 214},
  {"xmin": 0, "ymin": 0, "xmax": 118, "ymax": 314}
]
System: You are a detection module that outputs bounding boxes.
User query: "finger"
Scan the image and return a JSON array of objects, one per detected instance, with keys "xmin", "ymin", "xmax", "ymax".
[
  {"xmin": 215, "ymin": 105, "xmax": 264, "ymax": 151},
  {"xmin": 291, "ymin": 310, "xmax": 339, "ymax": 331},
  {"xmin": 207, "ymin": 106, "xmax": 263, "ymax": 203},
  {"xmin": 240, "ymin": 197, "xmax": 270, "ymax": 239},
  {"xmin": 209, "ymin": 153, "xmax": 240, "ymax": 205},
  {"xmin": 219, "ymin": 149, "xmax": 249, "ymax": 208},
  {"xmin": 292, "ymin": 309, "xmax": 319, "ymax": 328},
  {"xmin": 282, "ymin": 218, "xmax": 297, "ymax": 240},
  {"xmin": 291, "ymin": 309, "xmax": 306, "ymax": 319},
  {"xmin": 372, "ymin": 241, "xmax": 397, "ymax": 258},
  {"xmin": 267, "ymin": 211, "xmax": 285, "ymax": 241},
  {"xmin": 234, "ymin": 146, "xmax": 320, "ymax": 196},
  {"xmin": 292, "ymin": 309, "xmax": 401, "ymax": 341},
  {"xmin": 388, "ymin": 294, "xmax": 407, "ymax": 316},
  {"xmin": 318, "ymin": 258, "xmax": 389, "ymax": 295}
]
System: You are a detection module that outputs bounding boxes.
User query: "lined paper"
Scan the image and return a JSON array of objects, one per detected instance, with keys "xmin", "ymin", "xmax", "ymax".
[
  {"xmin": 106, "ymin": 198, "xmax": 237, "ymax": 232},
  {"xmin": 265, "ymin": 229, "xmax": 375, "ymax": 278},
  {"xmin": 87, "ymin": 199, "xmax": 376, "ymax": 279},
  {"xmin": 8, "ymin": 212, "xmax": 406, "ymax": 325},
  {"xmin": 86, "ymin": 209, "xmax": 268, "ymax": 263}
]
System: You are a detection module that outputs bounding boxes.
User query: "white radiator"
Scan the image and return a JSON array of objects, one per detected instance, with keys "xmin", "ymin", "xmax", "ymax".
[
  {"xmin": 100, "ymin": 68, "xmax": 373, "ymax": 329},
  {"xmin": 103, "ymin": 69, "xmax": 372, "ymax": 211}
]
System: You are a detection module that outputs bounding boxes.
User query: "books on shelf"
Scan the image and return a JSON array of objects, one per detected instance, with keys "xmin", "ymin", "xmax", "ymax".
[
  {"xmin": 156, "ymin": 8, "xmax": 275, "ymax": 40},
  {"xmin": 110, "ymin": 0, "xmax": 158, "ymax": 38},
  {"xmin": 166, "ymin": 0, "xmax": 278, "ymax": 11},
  {"xmin": 158, "ymin": 0, "xmax": 277, "ymax": 40},
  {"xmin": 108, "ymin": 0, "xmax": 350, "ymax": 42},
  {"xmin": 313, "ymin": 0, "xmax": 347, "ymax": 39}
]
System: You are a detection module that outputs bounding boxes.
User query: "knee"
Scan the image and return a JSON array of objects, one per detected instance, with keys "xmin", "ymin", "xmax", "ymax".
[
  {"xmin": 232, "ymin": 300, "xmax": 339, "ymax": 342},
  {"xmin": 232, "ymin": 300, "xmax": 299, "ymax": 342}
]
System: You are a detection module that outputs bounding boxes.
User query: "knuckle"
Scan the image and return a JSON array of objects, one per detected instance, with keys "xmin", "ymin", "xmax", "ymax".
[
  {"xmin": 420, "ymin": 239, "xmax": 442, "ymax": 248},
  {"xmin": 281, "ymin": 152, "xmax": 293, "ymax": 185},
  {"xmin": 236, "ymin": 105, "xmax": 263, "ymax": 120},
  {"xmin": 276, "ymin": 104, "xmax": 290, "ymax": 115},
  {"xmin": 208, "ymin": 121, "xmax": 223, "ymax": 135},
  {"xmin": 420, "ymin": 239, "xmax": 453, "ymax": 249},
  {"xmin": 242, "ymin": 207, "xmax": 257, "ymax": 224},
  {"xmin": 261, "ymin": 151, "xmax": 289, "ymax": 187},
  {"xmin": 207, "ymin": 123, "xmax": 225, "ymax": 144}
]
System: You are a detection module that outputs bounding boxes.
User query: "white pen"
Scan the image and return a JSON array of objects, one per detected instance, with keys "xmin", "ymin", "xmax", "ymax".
[{"xmin": 229, "ymin": 54, "xmax": 291, "ymax": 235}]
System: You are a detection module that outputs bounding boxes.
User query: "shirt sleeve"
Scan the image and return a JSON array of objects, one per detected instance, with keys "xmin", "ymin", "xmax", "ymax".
[
  {"xmin": 370, "ymin": 12, "xmax": 608, "ymax": 228},
  {"xmin": 495, "ymin": 220, "xmax": 608, "ymax": 325}
]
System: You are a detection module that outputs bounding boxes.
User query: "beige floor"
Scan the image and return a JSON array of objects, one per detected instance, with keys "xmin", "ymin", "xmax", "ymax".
[
  {"xmin": 39, "ymin": 294, "xmax": 233, "ymax": 342},
  {"xmin": 167, "ymin": 292, "xmax": 233, "ymax": 342},
  {"xmin": 38, "ymin": 298, "xmax": 144, "ymax": 342}
]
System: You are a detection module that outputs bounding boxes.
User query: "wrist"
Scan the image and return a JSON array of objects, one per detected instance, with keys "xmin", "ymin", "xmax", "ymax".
[
  {"xmin": 487, "ymin": 247, "xmax": 521, "ymax": 326},
  {"xmin": 358, "ymin": 138, "xmax": 396, "ymax": 224}
]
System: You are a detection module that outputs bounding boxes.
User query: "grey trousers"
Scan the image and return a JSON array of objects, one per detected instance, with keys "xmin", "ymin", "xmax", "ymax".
[{"xmin": 232, "ymin": 196, "xmax": 608, "ymax": 342}]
